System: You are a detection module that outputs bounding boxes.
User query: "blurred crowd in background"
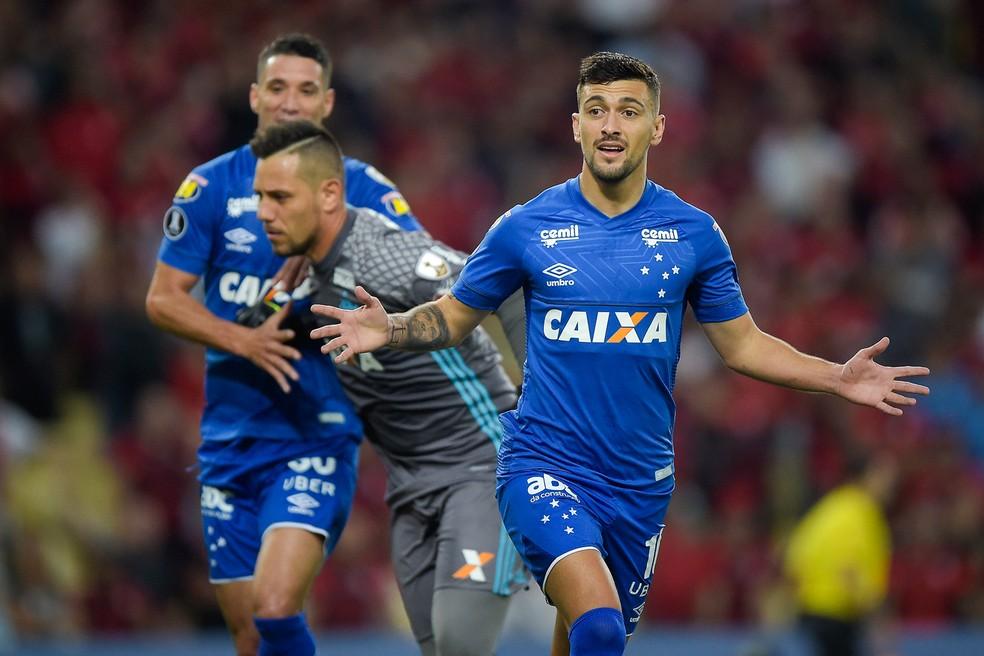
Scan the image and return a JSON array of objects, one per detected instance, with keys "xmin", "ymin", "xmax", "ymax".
[{"xmin": 0, "ymin": 0, "xmax": 982, "ymax": 642}]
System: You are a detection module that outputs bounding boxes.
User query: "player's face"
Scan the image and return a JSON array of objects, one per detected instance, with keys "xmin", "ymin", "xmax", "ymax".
[
  {"xmin": 573, "ymin": 80, "xmax": 664, "ymax": 184},
  {"xmin": 254, "ymin": 152, "xmax": 320, "ymax": 256},
  {"xmin": 251, "ymin": 55, "xmax": 335, "ymax": 130}
]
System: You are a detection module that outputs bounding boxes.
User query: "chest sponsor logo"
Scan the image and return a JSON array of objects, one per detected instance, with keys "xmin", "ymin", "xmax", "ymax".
[
  {"xmin": 224, "ymin": 227, "xmax": 257, "ymax": 253},
  {"xmin": 227, "ymin": 194, "xmax": 258, "ymax": 218},
  {"xmin": 641, "ymin": 227, "xmax": 679, "ymax": 247},
  {"xmin": 543, "ymin": 309, "xmax": 667, "ymax": 344},
  {"xmin": 218, "ymin": 272, "xmax": 313, "ymax": 306},
  {"xmin": 543, "ymin": 263, "xmax": 577, "ymax": 287},
  {"xmin": 540, "ymin": 224, "xmax": 580, "ymax": 247}
]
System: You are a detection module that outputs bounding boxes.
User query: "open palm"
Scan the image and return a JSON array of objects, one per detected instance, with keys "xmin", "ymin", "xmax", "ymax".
[
  {"xmin": 310, "ymin": 286, "xmax": 390, "ymax": 363},
  {"xmin": 837, "ymin": 337, "xmax": 930, "ymax": 415}
]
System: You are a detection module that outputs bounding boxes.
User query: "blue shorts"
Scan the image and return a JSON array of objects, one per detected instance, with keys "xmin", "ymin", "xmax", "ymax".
[
  {"xmin": 497, "ymin": 470, "xmax": 673, "ymax": 635},
  {"xmin": 198, "ymin": 438, "xmax": 359, "ymax": 583}
]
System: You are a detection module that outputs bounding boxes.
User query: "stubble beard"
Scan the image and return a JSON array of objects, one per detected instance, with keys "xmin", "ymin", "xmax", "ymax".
[{"xmin": 585, "ymin": 149, "xmax": 644, "ymax": 184}]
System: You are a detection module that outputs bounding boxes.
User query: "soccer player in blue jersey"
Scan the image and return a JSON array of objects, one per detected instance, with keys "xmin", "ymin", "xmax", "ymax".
[
  {"xmin": 309, "ymin": 52, "xmax": 931, "ymax": 656},
  {"xmin": 145, "ymin": 34, "xmax": 420, "ymax": 656}
]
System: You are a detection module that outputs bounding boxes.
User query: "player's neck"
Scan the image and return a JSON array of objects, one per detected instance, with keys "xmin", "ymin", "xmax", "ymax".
[
  {"xmin": 578, "ymin": 166, "xmax": 648, "ymax": 218},
  {"xmin": 306, "ymin": 210, "xmax": 346, "ymax": 261}
]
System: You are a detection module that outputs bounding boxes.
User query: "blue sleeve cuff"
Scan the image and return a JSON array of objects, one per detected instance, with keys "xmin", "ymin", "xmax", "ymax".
[
  {"xmin": 693, "ymin": 294, "xmax": 748, "ymax": 324},
  {"xmin": 449, "ymin": 279, "xmax": 503, "ymax": 311}
]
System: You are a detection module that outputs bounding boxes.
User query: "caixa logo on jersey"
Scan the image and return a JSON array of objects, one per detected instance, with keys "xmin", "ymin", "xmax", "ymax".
[
  {"xmin": 218, "ymin": 272, "xmax": 314, "ymax": 306},
  {"xmin": 543, "ymin": 309, "xmax": 668, "ymax": 344}
]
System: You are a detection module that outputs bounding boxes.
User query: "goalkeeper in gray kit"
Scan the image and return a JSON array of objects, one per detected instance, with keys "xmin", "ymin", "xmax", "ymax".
[{"xmin": 242, "ymin": 119, "xmax": 527, "ymax": 656}]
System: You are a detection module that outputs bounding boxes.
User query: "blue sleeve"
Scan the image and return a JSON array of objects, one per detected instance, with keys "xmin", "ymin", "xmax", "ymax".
[
  {"xmin": 157, "ymin": 170, "xmax": 219, "ymax": 275},
  {"xmin": 345, "ymin": 161, "xmax": 424, "ymax": 232},
  {"xmin": 686, "ymin": 218, "xmax": 748, "ymax": 323},
  {"xmin": 451, "ymin": 209, "xmax": 527, "ymax": 311}
]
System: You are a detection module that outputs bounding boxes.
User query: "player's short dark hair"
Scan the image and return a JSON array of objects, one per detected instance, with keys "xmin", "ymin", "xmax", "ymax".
[
  {"xmin": 257, "ymin": 33, "xmax": 332, "ymax": 85},
  {"xmin": 250, "ymin": 120, "xmax": 343, "ymax": 179},
  {"xmin": 577, "ymin": 51, "xmax": 661, "ymax": 111}
]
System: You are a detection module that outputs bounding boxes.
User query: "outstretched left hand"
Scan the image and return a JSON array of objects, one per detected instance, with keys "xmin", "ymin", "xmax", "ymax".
[{"xmin": 836, "ymin": 337, "xmax": 930, "ymax": 416}]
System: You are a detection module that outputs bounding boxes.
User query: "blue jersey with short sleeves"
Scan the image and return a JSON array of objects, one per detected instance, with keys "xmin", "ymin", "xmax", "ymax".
[
  {"xmin": 157, "ymin": 145, "xmax": 421, "ymax": 444},
  {"xmin": 452, "ymin": 177, "xmax": 748, "ymax": 489}
]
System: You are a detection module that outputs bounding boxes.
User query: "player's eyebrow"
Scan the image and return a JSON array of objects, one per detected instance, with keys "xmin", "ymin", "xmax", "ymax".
[{"xmin": 583, "ymin": 94, "xmax": 646, "ymax": 109}]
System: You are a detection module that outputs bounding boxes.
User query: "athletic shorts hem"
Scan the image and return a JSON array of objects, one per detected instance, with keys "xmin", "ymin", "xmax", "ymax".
[
  {"xmin": 543, "ymin": 546, "xmax": 601, "ymax": 596},
  {"xmin": 261, "ymin": 521, "xmax": 330, "ymax": 544}
]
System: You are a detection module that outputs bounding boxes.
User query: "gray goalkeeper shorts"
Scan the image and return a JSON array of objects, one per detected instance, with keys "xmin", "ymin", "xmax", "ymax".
[{"xmin": 391, "ymin": 478, "xmax": 528, "ymax": 643}]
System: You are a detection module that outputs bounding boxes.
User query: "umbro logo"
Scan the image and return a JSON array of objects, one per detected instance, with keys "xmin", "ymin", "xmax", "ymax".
[
  {"xmin": 286, "ymin": 493, "xmax": 320, "ymax": 516},
  {"xmin": 224, "ymin": 227, "xmax": 257, "ymax": 253},
  {"xmin": 543, "ymin": 263, "xmax": 577, "ymax": 287}
]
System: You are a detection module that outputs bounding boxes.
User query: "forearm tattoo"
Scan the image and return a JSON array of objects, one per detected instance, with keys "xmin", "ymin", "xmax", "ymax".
[{"xmin": 388, "ymin": 304, "xmax": 452, "ymax": 351}]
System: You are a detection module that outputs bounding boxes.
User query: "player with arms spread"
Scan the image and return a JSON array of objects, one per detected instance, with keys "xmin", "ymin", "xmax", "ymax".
[
  {"xmin": 246, "ymin": 120, "xmax": 528, "ymax": 656},
  {"xmin": 145, "ymin": 34, "xmax": 419, "ymax": 656},
  {"xmin": 309, "ymin": 52, "xmax": 931, "ymax": 656}
]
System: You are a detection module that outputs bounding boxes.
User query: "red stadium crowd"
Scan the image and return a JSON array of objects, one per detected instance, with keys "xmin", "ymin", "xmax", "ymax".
[{"xmin": 1, "ymin": 0, "xmax": 982, "ymax": 638}]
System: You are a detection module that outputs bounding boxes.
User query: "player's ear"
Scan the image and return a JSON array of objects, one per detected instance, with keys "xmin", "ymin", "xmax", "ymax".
[
  {"xmin": 572, "ymin": 112, "xmax": 581, "ymax": 144},
  {"xmin": 322, "ymin": 88, "xmax": 336, "ymax": 119},
  {"xmin": 319, "ymin": 177, "xmax": 343, "ymax": 213},
  {"xmin": 249, "ymin": 83, "xmax": 260, "ymax": 114},
  {"xmin": 650, "ymin": 113, "xmax": 665, "ymax": 147}
]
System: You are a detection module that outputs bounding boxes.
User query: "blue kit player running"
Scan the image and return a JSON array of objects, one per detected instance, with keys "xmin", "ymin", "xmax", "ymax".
[
  {"xmin": 145, "ymin": 34, "xmax": 420, "ymax": 656},
  {"xmin": 309, "ymin": 52, "xmax": 931, "ymax": 656}
]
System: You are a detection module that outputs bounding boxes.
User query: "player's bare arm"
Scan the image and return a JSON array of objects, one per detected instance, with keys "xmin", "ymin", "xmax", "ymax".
[
  {"xmin": 310, "ymin": 286, "xmax": 489, "ymax": 363},
  {"xmin": 146, "ymin": 260, "xmax": 301, "ymax": 393},
  {"xmin": 701, "ymin": 312, "xmax": 930, "ymax": 416}
]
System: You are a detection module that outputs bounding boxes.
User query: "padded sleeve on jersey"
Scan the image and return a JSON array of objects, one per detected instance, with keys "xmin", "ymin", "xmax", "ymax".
[
  {"xmin": 346, "ymin": 163, "xmax": 424, "ymax": 232},
  {"xmin": 156, "ymin": 170, "xmax": 218, "ymax": 275},
  {"xmin": 451, "ymin": 209, "xmax": 527, "ymax": 311},
  {"xmin": 686, "ymin": 218, "xmax": 749, "ymax": 324}
]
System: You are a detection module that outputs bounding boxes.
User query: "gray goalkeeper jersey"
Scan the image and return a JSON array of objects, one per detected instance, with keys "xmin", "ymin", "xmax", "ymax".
[{"xmin": 309, "ymin": 208, "xmax": 518, "ymax": 511}]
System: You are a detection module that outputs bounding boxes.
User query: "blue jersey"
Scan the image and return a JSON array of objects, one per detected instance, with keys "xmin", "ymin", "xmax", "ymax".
[
  {"xmin": 452, "ymin": 177, "xmax": 748, "ymax": 489},
  {"xmin": 157, "ymin": 144, "xmax": 422, "ymax": 444}
]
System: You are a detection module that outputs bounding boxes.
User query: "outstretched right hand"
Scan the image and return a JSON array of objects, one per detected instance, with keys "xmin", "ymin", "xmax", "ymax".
[
  {"xmin": 237, "ymin": 302, "xmax": 301, "ymax": 393},
  {"xmin": 310, "ymin": 286, "xmax": 390, "ymax": 364}
]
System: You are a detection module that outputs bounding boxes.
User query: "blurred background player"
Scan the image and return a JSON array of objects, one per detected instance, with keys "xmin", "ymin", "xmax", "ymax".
[
  {"xmin": 245, "ymin": 119, "xmax": 527, "ymax": 656},
  {"xmin": 144, "ymin": 33, "xmax": 420, "ymax": 656},
  {"xmin": 308, "ymin": 52, "xmax": 931, "ymax": 656},
  {"xmin": 784, "ymin": 454, "xmax": 898, "ymax": 656}
]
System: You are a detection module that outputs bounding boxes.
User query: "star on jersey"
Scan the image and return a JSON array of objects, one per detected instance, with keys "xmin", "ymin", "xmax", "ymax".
[
  {"xmin": 569, "ymin": 508, "xmax": 577, "ymax": 516},
  {"xmin": 658, "ymin": 289, "xmax": 666, "ymax": 298},
  {"xmin": 562, "ymin": 513, "xmax": 569, "ymax": 520},
  {"xmin": 541, "ymin": 515, "xmax": 550, "ymax": 524},
  {"xmin": 655, "ymin": 253, "xmax": 664, "ymax": 262},
  {"xmin": 672, "ymin": 266, "xmax": 680, "ymax": 274},
  {"xmin": 550, "ymin": 499, "xmax": 560, "ymax": 508},
  {"xmin": 662, "ymin": 272, "xmax": 669, "ymax": 280},
  {"xmin": 565, "ymin": 526, "xmax": 574, "ymax": 535},
  {"xmin": 641, "ymin": 266, "xmax": 650, "ymax": 275}
]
